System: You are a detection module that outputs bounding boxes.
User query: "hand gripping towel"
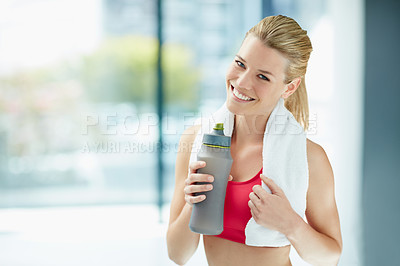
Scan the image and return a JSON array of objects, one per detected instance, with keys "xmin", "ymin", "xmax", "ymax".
[{"xmin": 189, "ymin": 98, "xmax": 309, "ymax": 247}]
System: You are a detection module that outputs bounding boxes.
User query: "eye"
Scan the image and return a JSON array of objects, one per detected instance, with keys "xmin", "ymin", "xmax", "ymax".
[
  {"xmin": 258, "ymin": 74, "xmax": 270, "ymax": 81},
  {"xmin": 235, "ymin": 60, "xmax": 245, "ymax": 68}
]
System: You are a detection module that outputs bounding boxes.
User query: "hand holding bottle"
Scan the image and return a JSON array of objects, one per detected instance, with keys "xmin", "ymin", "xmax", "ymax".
[
  {"xmin": 184, "ymin": 161, "xmax": 214, "ymax": 205},
  {"xmin": 185, "ymin": 161, "xmax": 233, "ymax": 206}
]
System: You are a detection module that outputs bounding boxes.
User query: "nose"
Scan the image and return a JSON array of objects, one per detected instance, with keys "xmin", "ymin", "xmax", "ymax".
[{"xmin": 236, "ymin": 70, "xmax": 252, "ymax": 90}]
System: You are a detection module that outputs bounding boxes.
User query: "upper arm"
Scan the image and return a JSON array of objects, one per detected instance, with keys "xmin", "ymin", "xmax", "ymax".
[
  {"xmin": 305, "ymin": 139, "xmax": 343, "ymax": 250},
  {"xmin": 168, "ymin": 125, "xmax": 201, "ymax": 226}
]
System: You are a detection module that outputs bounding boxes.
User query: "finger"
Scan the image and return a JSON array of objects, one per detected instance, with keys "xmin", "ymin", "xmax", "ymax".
[
  {"xmin": 250, "ymin": 208, "xmax": 258, "ymax": 221},
  {"xmin": 260, "ymin": 174, "xmax": 283, "ymax": 195},
  {"xmin": 252, "ymin": 185, "xmax": 268, "ymax": 199},
  {"xmin": 186, "ymin": 173, "xmax": 214, "ymax": 185},
  {"xmin": 185, "ymin": 194, "xmax": 206, "ymax": 205},
  {"xmin": 228, "ymin": 174, "xmax": 233, "ymax": 181},
  {"xmin": 188, "ymin": 161, "xmax": 206, "ymax": 173},
  {"xmin": 184, "ymin": 184, "xmax": 213, "ymax": 195},
  {"xmin": 249, "ymin": 191, "xmax": 261, "ymax": 207},
  {"xmin": 248, "ymin": 200, "xmax": 259, "ymax": 215}
]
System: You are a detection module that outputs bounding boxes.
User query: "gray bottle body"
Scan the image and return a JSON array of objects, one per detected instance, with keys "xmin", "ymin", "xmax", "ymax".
[{"xmin": 189, "ymin": 144, "xmax": 233, "ymax": 235}]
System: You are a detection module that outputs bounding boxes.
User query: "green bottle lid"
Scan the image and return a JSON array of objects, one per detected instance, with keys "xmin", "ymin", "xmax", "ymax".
[
  {"xmin": 202, "ymin": 123, "xmax": 231, "ymax": 148},
  {"xmin": 213, "ymin": 123, "xmax": 224, "ymax": 131}
]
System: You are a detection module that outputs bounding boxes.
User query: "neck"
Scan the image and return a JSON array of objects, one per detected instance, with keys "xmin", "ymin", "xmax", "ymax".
[{"xmin": 232, "ymin": 111, "xmax": 273, "ymax": 145}]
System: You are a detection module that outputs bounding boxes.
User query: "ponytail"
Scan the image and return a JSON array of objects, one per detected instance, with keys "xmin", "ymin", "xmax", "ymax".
[{"xmin": 284, "ymin": 76, "xmax": 309, "ymax": 131}]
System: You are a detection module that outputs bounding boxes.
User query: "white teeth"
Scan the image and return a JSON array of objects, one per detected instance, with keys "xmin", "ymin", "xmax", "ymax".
[{"xmin": 232, "ymin": 87, "xmax": 253, "ymax": 101}]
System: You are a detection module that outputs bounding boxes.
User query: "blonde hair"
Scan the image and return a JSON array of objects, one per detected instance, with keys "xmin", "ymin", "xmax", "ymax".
[{"xmin": 245, "ymin": 15, "xmax": 313, "ymax": 130}]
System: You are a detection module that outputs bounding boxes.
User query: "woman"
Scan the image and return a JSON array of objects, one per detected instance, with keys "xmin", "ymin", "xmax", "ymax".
[{"xmin": 167, "ymin": 15, "xmax": 342, "ymax": 266}]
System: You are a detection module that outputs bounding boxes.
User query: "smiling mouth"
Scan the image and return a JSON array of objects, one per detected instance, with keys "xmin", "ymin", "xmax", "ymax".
[{"xmin": 231, "ymin": 85, "xmax": 255, "ymax": 101}]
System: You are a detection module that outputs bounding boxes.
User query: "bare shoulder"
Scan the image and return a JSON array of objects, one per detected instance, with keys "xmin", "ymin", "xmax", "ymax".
[
  {"xmin": 306, "ymin": 139, "xmax": 333, "ymax": 183},
  {"xmin": 306, "ymin": 139, "xmax": 330, "ymax": 167},
  {"xmin": 179, "ymin": 124, "xmax": 201, "ymax": 147},
  {"xmin": 175, "ymin": 124, "xmax": 201, "ymax": 180},
  {"xmin": 306, "ymin": 138, "xmax": 335, "ymax": 193},
  {"xmin": 305, "ymin": 138, "xmax": 336, "ymax": 212}
]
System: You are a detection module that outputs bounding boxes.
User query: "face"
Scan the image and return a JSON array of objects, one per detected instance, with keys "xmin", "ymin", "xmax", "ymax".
[{"xmin": 225, "ymin": 34, "xmax": 298, "ymax": 117}]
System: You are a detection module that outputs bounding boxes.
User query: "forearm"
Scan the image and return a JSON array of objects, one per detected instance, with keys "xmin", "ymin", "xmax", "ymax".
[
  {"xmin": 285, "ymin": 215, "xmax": 342, "ymax": 265},
  {"xmin": 167, "ymin": 203, "xmax": 200, "ymax": 265}
]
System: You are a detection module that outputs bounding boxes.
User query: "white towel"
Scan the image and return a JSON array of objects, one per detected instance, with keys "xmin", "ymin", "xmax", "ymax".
[{"xmin": 189, "ymin": 98, "xmax": 309, "ymax": 247}]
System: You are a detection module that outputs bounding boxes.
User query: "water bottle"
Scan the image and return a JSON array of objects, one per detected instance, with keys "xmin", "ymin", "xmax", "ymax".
[{"xmin": 189, "ymin": 123, "xmax": 233, "ymax": 235}]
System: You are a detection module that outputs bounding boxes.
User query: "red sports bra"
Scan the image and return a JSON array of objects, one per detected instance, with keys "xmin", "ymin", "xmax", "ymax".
[{"xmin": 216, "ymin": 168, "xmax": 263, "ymax": 244}]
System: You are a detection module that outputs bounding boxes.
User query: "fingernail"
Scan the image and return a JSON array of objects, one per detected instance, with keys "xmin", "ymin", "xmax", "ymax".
[{"xmin": 208, "ymin": 176, "xmax": 214, "ymax": 181}]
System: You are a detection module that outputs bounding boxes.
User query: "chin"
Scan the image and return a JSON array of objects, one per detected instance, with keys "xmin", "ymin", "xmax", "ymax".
[
  {"xmin": 226, "ymin": 99, "xmax": 245, "ymax": 116},
  {"xmin": 226, "ymin": 101, "xmax": 235, "ymax": 114}
]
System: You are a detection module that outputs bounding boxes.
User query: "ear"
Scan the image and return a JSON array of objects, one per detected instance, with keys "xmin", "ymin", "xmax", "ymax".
[{"xmin": 281, "ymin": 77, "xmax": 301, "ymax": 99}]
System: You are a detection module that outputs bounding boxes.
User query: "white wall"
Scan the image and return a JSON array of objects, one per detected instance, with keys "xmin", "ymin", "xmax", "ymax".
[{"xmin": 329, "ymin": 0, "xmax": 364, "ymax": 265}]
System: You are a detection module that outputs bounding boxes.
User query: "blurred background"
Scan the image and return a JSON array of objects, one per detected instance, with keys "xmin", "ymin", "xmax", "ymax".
[{"xmin": 0, "ymin": 0, "xmax": 398, "ymax": 265}]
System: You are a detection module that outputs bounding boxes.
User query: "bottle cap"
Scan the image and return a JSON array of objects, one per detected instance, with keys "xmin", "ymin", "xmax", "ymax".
[
  {"xmin": 202, "ymin": 123, "xmax": 231, "ymax": 148},
  {"xmin": 213, "ymin": 123, "xmax": 224, "ymax": 131}
]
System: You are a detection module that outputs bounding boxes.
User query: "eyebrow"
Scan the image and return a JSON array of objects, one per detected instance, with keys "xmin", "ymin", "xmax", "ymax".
[{"xmin": 235, "ymin": 55, "xmax": 275, "ymax": 77}]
